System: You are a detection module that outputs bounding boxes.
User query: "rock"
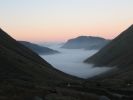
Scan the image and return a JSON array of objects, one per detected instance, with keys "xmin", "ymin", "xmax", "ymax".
[{"xmin": 99, "ymin": 96, "xmax": 110, "ymax": 100}]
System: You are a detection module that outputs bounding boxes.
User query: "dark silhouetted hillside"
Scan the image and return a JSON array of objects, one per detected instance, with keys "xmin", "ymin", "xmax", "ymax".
[
  {"xmin": 85, "ymin": 25, "xmax": 133, "ymax": 81},
  {"xmin": 85, "ymin": 25, "xmax": 133, "ymax": 67},
  {"xmin": 61, "ymin": 36, "xmax": 109, "ymax": 50},
  {"xmin": 82, "ymin": 25, "xmax": 133, "ymax": 100},
  {"xmin": 0, "ymin": 28, "xmax": 81, "ymax": 83},
  {"xmin": 19, "ymin": 41, "xmax": 59, "ymax": 55},
  {"xmin": 0, "ymin": 28, "xmax": 88, "ymax": 99}
]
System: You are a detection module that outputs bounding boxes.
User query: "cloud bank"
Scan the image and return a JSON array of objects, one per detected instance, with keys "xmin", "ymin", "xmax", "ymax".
[{"xmin": 41, "ymin": 44, "xmax": 112, "ymax": 79}]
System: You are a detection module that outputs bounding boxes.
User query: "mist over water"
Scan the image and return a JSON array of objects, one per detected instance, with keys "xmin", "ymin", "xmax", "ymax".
[{"xmin": 41, "ymin": 43, "xmax": 111, "ymax": 79}]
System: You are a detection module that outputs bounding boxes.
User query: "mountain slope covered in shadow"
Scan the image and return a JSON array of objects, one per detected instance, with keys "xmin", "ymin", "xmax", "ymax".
[
  {"xmin": 0, "ymin": 28, "xmax": 88, "ymax": 100},
  {"xmin": 85, "ymin": 25, "xmax": 133, "ymax": 67},
  {"xmin": 84, "ymin": 25, "xmax": 133, "ymax": 82},
  {"xmin": 19, "ymin": 41, "xmax": 59, "ymax": 55},
  {"xmin": 0, "ymin": 29, "xmax": 73, "ymax": 81}
]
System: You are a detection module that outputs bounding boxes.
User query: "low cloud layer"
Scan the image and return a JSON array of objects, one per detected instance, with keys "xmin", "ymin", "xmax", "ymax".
[{"xmin": 41, "ymin": 44, "xmax": 112, "ymax": 79}]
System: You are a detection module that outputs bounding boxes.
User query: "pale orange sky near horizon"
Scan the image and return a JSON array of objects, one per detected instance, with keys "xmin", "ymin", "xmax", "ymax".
[{"xmin": 0, "ymin": 0, "xmax": 133, "ymax": 42}]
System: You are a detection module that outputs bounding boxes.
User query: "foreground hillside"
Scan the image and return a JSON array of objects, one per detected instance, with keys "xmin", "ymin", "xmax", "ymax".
[
  {"xmin": 84, "ymin": 25, "xmax": 133, "ymax": 90},
  {"xmin": 61, "ymin": 36, "xmax": 109, "ymax": 50},
  {"xmin": 19, "ymin": 41, "xmax": 59, "ymax": 55}
]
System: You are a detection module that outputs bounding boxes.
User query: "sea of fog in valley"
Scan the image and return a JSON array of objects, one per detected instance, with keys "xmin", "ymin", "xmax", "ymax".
[{"xmin": 40, "ymin": 43, "xmax": 112, "ymax": 79}]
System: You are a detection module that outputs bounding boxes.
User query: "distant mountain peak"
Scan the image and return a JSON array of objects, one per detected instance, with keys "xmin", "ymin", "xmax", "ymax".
[
  {"xmin": 76, "ymin": 36, "xmax": 106, "ymax": 39},
  {"xmin": 62, "ymin": 35, "xmax": 109, "ymax": 50}
]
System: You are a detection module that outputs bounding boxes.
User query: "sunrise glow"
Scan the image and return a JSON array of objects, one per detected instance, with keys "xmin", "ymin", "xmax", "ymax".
[{"xmin": 0, "ymin": 0, "xmax": 133, "ymax": 42}]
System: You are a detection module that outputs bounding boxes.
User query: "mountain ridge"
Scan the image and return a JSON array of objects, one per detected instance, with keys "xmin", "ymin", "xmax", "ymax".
[
  {"xmin": 85, "ymin": 24, "xmax": 133, "ymax": 67},
  {"xmin": 61, "ymin": 36, "xmax": 110, "ymax": 50},
  {"xmin": 19, "ymin": 41, "xmax": 59, "ymax": 55}
]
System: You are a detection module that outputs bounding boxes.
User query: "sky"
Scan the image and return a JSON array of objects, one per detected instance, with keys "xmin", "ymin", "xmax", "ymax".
[{"xmin": 0, "ymin": 0, "xmax": 133, "ymax": 42}]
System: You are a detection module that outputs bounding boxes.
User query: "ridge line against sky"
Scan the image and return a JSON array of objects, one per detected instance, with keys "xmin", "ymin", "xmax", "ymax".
[{"xmin": 0, "ymin": 0, "xmax": 133, "ymax": 42}]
